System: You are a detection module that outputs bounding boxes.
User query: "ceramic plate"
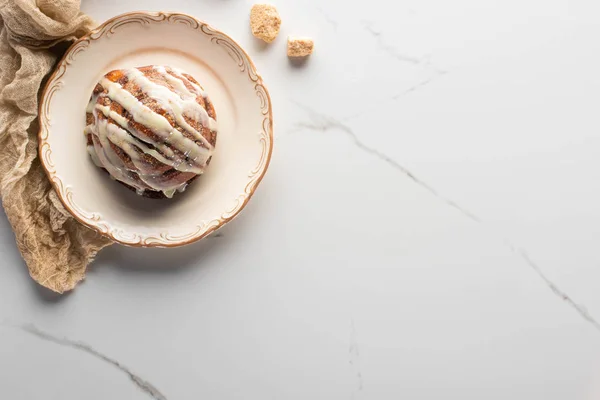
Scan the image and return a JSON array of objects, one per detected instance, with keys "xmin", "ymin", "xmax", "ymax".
[{"xmin": 39, "ymin": 11, "xmax": 273, "ymax": 247}]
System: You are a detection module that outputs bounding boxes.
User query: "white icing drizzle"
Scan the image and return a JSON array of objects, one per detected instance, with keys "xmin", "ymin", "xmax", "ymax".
[
  {"xmin": 94, "ymin": 104, "xmax": 201, "ymax": 174},
  {"xmin": 99, "ymin": 78, "xmax": 211, "ymax": 163},
  {"xmin": 90, "ymin": 131, "xmax": 149, "ymax": 192},
  {"xmin": 154, "ymin": 66, "xmax": 198, "ymax": 97},
  {"xmin": 125, "ymin": 68, "xmax": 217, "ymax": 145},
  {"xmin": 97, "ymin": 117, "xmax": 191, "ymax": 193},
  {"xmin": 85, "ymin": 95, "xmax": 97, "ymax": 113},
  {"xmin": 154, "ymin": 67, "xmax": 219, "ymax": 133},
  {"xmin": 87, "ymin": 145, "xmax": 102, "ymax": 167},
  {"xmin": 171, "ymin": 67, "xmax": 208, "ymax": 96},
  {"xmin": 85, "ymin": 66, "xmax": 217, "ymax": 197}
]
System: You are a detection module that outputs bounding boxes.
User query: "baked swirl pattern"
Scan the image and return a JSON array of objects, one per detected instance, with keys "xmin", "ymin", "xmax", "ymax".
[{"xmin": 85, "ymin": 66, "xmax": 218, "ymax": 198}]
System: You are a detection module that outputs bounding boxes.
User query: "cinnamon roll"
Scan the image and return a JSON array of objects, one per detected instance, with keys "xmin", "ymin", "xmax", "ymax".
[{"xmin": 84, "ymin": 66, "xmax": 217, "ymax": 199}]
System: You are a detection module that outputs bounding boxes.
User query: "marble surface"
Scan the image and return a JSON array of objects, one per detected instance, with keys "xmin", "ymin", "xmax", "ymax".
[{"xmin": 2, "ymin": 0, "xmax": 600, "ymax": 398}]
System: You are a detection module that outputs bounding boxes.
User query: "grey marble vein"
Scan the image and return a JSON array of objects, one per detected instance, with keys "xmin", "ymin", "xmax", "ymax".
[
  {"xmin": 349, "ymin": 319, "xmax": 363, "ymax": 395},
  {"xmin": 316, "ymin": 6, "xmax": 338, "ymax": 30},
  {"xmin": 291, "ymin": 102, "xmax": 480, "ymax": 222},
  {"xmin": 362, "ymin": 21, "xmax": 422, "ymax": 65},
  {"xmin": 342, "ymin": 70, "xmax": 448, "ymax": 123},
  {"xmin": 6, "ymin": 323, "xmax": 168, "ymax": 400},
  {"xmin": 292, "ymin": 101, "xmax": 600, "ymax": 335},
  {"xmin": 505, "ymin": 242, "xmax": 600, "ymax": 332},
  {"xmin": 392, "ymin": 71, "xmax": 448, "ymax": 100}
]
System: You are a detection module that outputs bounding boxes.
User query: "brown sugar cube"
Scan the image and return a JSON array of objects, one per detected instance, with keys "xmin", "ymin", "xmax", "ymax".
[
  {"xmin": 250, "ymin": 4, "xmax": 281, "ymax": 43},
  {"xmin": 287, "ymin": 37, "xmax": 314, "ymax": 57}
]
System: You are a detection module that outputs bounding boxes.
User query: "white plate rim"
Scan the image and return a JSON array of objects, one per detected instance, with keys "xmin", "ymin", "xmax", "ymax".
[{"xmin": 38, "ymin": 11, "xmax": 274, "ymax": 248}]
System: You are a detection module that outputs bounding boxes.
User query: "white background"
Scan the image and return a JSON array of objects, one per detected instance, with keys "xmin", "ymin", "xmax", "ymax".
[{"xmin": 1, "ymin": 0, "xmax": 600, "ymax": 398}]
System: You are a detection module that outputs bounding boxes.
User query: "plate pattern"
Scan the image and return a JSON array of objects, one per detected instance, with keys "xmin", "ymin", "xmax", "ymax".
[{"xmin": 38, "ymin": 12, "xmax": 274, "ymax": 247}]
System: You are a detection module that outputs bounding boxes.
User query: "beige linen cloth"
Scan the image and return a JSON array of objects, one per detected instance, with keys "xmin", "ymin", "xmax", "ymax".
[{"xmin": 0, "ymin": 0, "xmax": 113, "ymax": 293}]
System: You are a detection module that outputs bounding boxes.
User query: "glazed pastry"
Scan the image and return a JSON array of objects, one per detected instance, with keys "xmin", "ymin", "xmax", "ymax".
[{"xmin": 84, "ymin": 66, "xmax": 217, "ymax": 198}]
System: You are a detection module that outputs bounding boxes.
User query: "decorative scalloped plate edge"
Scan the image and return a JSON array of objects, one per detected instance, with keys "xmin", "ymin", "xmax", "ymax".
[{"xmin": 38, "ymin": 12, "xmax": 274, "ymax": 247}]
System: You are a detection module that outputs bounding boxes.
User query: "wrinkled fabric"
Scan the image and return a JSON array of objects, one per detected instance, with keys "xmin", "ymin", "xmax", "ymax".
[{"xmin": 0, "ymin": 0, "xmax": 112, "ymax": 293}]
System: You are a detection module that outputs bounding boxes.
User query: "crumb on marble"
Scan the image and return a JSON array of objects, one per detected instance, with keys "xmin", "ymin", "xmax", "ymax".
[
  {"xmin": 250, "ymin": 4, "xmax": 281, "ymax": 43},
  {"xmin": 287, "ymin": 36, "xmax": 314, "ymax": 57}
]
